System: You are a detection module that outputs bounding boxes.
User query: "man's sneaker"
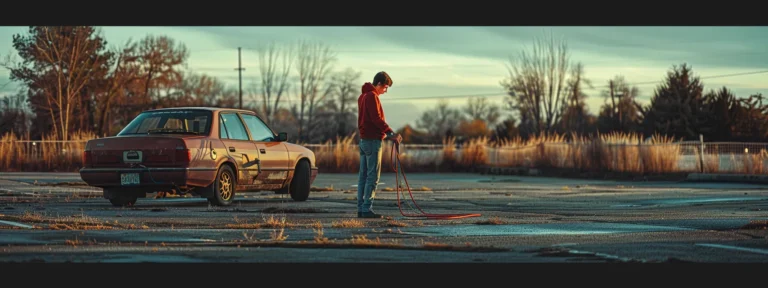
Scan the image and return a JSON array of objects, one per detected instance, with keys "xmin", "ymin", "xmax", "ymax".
[{"xmin": 359, "ymin": 211, "xmax": 383, "ymax": 218}]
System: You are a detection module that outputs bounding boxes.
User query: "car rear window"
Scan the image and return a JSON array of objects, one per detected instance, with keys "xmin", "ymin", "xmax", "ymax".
[{"xmin": 118, "ymin": 110, "xmax": 213, "ymax": 136}]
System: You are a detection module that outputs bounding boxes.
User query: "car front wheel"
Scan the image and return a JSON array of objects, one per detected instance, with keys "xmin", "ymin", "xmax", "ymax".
[{"xmin": 289, "ymin": 160, "xmax": 311, "ymax": 201}]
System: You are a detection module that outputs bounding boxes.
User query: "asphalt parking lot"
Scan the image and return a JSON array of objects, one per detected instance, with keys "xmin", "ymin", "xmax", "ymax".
[{"xmin": 1, "ymin": 172, "xmax": 767, "ymax": 263}]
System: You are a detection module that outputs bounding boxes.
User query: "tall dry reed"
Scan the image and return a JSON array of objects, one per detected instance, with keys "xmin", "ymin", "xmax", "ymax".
[
  {"xmin": 0, "ymin": 130, "xmax": 97, "ymax": 172},
  {"xmin": 638, "ymin": 134, "xmax": 680, "ymax": 174},
  {"xmin": 3, "ymin": 129, "xmax": 765, "ymax": 176},
  {"xmin": 732, "ymin": 149, "xmax": 768, "ymax": 175},
  {"xmin": 490, "ymin": 132, "xmax": 692, "ymax": 175},
  {"xmin": 313, "ymin": 133, "xmax": 360, "ymax": 173}
]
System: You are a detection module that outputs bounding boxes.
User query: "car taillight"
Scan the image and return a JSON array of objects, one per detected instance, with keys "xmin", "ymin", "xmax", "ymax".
[
  {"xmin": 82, "ymin": 150, "xmax": 92, "ymax": 166},
  {"xmin": 175, "ymin": 149, "xmax": 191, "ymax": 163}
]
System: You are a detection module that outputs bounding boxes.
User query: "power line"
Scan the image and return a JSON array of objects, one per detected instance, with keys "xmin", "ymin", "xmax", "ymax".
[
  {"xmin": 239, "ymin": 68, "xmax": 768, "ymax": 104},
  {"xmin": 698, "ymin": 69, "xmax": 768, "ymax": 80},
  {"xmin": 188, "ymin": 48, "xmax": 233, "ymax": 53},
  {"xmin": 381, "ymin": 69, "xmax": 768, "ymax": 101},
  {"xmin": 581, "ymin": 69, "xmax": 768, "ymax": 91},
  {"xmin": 232, "ymin": 46, "xmax": 767, "ymax": 58}
]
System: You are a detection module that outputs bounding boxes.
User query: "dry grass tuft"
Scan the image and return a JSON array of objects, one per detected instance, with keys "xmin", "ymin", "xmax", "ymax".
[
  {"xmin": 21, "ymin": 211, "xmax": 43, "ymax": 222},
  {"xmin": 740, "ymin": 220, "xmax": 768, "ymax": 230},
  {"xmin": 310, "ymin": 220, "xmax": 323, "ymax": 230},
  {"xmin": 313, "ymin": 226, "xmax": 330, "ymax": 244},
  {"xmin": 3, "ymin": 211, "xmax": 148, "ymax": 230},
  {"xmin": 385, "ymin": 219, "xmax": 408, "ymax": 227},
  {"xmin": 241, "ymin": 230, "xmax": 258, "ymax": 242},
  {"xmin": 226, "ymin": 215, "xmax": 295, "ymax": 229},
  {"xmin": 226, "ymin": 223, "xmax": 263, "ymax": 229},
  {"xmin": 349, "ymin": 234, "xmax": 382, "ymax": 245},
  {"xmin": 270, "ymin": 227, "xmax": 288, "ymax": 241},
  {"xmin": 332, "ymin": 219, "xmax": 365, "ymax": 228},
  {"xmin": 262, "ymin": 215, "xmax": 292, "ymax": 228},
  {"xmin": 262, "ymin": 207, "xmax": 325, "ymax": 214},
  {"xmin": 422, "ymin": 241, "xmax": 452, "ymax": 249}
]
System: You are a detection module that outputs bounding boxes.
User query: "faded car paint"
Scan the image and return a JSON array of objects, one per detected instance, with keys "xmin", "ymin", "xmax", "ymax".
[{"xmin": 80, "ymin": 107, "xmax": 318, "ymax": 198}]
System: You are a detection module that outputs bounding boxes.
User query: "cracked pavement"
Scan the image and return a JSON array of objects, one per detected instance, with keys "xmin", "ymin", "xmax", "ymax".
[{"xmin": 1, "ymin": 172, "xmax": 767, "ymax": 263}]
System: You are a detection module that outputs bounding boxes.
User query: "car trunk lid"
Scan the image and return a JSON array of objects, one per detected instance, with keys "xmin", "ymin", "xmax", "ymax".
[{"xmin": 84, "ymin": 135, "xmax": 195, "ymax": 168}]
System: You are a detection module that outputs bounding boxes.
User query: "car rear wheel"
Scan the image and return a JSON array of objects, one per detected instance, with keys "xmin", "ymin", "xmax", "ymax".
[
  {"xmin": 108, "ymin": 193, "xmax": 138, "ymax": 207},
  {"xmin": 103, "ymin": 188, "xmax": 138, "ymax": 207},
  {"xmin": 289, "ymin": 160, "xmax": 311, "ymax": 201},
  {"xmin": 208, "ymin": 165, "xmax": 236, "ymax": 206}
]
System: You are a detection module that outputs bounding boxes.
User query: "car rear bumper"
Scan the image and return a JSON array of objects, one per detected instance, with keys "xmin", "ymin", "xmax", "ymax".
[{"xmin": 79, "ymin": 167, "xmax": 217, "ymax": 188}]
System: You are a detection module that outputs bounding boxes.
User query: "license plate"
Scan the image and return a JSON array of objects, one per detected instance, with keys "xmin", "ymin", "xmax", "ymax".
[{"xmin": 121, "ymin": 173, "xmax": 140, "ymax": 185}]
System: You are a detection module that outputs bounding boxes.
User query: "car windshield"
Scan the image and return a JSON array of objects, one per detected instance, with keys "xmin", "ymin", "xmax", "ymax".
[{"xmin": 118, "ymin": 110, "xmax": 212, "ymax": 136}]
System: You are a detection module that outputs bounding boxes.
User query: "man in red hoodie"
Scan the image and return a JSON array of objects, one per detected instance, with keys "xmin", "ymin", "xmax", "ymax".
[{"xmin": 357, "ymin": 71, "xmax": 402, "ymax": 218}]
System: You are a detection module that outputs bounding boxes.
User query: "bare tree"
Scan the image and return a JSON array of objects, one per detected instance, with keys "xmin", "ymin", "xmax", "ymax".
[
  {"xmin": 558, "ymin": 62, "xmax": 596, "ymax": 135},
  {"xmin": 255, "ymin": 41, "xmax": 294, "ymax": 125},
  {"xmin": 0, "ymin": 91, "xmax": 33, "ymax": 137},
  {"xmin": 136, "ymin": 35, "xmax": 188, "ymax": 106},
  {"xmin": 500, "ymin": 33, "xmax": 571, "ymax": 135},
  {"xmin": 295, "ymin": 40, "xmax": 336, "ymax": 142},
  {"xmin": 597, "ymin": 75, "xmax": 642, "ymax": 133},
  {"xmin": 5, "ymin": 26, "xmax": 111, "ymax": 141},
  {"xmin": 331, "ymin": 68, "xmax": 361, "ymax": 138},
  {"xmin": 416, "ymin": 99, "xmax": 465, "ymax": 142},
  {"xmin": 96, "ymin": 40, "xmax": 141, "ymax": 137},
  {"xmin": 463, "ymin": 96, "xmax": 502, "ymax": 127},
  {"xmin": 175, "ymin": 71, "xmax": 238, "ymax": 107}
]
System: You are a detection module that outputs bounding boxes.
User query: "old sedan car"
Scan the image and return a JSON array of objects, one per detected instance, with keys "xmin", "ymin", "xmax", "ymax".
[{"xmin": 79, "ymin": 107, "xmax": 318, "ymax": 207}]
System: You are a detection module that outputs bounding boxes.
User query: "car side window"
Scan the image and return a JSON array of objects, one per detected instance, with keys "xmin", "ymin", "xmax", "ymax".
[
  {"xmin": 219, "ymin": 115, "xmax": 229, "ymax": 139},
  {"xmin": 190, "ymin": 115, "xmax": 208, "ymax": 134},
  {"xmin": 220, "ymin": 113, "xmax": 249, "ymax": 140},
  {"xmin": 240, "ymin": 114, "xmax": 274, "ymax": 141}
]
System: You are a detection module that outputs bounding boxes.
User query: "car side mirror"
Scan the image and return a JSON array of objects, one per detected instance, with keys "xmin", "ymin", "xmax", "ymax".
[{"xmin": 277, "ymin": 132, "xmax": 288, "ymax": 142}]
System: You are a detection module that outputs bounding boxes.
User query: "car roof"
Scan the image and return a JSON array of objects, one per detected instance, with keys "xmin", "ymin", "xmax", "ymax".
[{"xmin": 143, "ymin": 107, "xmax": 257, "ymax": 114}]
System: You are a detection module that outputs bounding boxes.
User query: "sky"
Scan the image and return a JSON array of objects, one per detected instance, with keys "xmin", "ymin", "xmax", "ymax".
[{"xmin": 1, "ymin": 26, "xmax": 767, "ymax": 130}]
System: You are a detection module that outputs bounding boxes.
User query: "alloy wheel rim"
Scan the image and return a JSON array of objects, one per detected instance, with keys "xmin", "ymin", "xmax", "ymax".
[{"xmin": 219, "ymin": 172, "xmax": 232, "ymax": 200}]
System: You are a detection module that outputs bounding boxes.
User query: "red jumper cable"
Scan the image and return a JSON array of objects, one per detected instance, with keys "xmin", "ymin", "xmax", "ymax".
[{"xmin": 390, "ymin": 141, "xmax": 481, "ymax": 219}]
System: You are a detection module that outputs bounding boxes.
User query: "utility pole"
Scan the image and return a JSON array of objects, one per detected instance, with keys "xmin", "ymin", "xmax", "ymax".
[{"xmin": 235, "ymin": 47, "xmax": 245, "ymax": 109}]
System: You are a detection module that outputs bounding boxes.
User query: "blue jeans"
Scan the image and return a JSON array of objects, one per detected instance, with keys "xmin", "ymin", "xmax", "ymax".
[{"xmin": 358, "ymin": 138, "xmax": 383, "ymax": 213}]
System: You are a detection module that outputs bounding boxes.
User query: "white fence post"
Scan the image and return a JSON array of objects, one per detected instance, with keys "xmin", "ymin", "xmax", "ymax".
[{"xmin": 699, "ymin": 134, "xmax": 705, "ymax": 173}]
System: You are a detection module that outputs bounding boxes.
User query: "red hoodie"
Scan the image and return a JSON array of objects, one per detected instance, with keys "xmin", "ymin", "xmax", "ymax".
[{"xmin": 358, "ymin": 82, "xmax": 393, "ymax": 140}]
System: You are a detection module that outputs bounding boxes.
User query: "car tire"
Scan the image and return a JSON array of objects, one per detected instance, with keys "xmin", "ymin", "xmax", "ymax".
[
  {"xmin": 207, "ymin": 165, "xmax": 236, "ymax": 206},
  {"xmin": 109, "ymin": 194, "xmax": 137, "ymax": 207},
  {"xmin": 289, "ymin": 160, "xmax": 311, "ymax": 202}
]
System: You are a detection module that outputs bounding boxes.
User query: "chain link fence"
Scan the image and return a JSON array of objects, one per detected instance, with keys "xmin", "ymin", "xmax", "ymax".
[{"xmin": 485, "ymin": 141, "xmax": 768, "ymax": 174}]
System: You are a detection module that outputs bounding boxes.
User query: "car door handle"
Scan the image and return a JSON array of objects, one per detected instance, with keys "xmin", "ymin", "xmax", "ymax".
[
  {"xmin": 229, "ymin": 147, "xmax": 236, "ymax": 152},
  {"xmin": 260, "ymin": 149, "xmax": 266, "ymax": 154}
]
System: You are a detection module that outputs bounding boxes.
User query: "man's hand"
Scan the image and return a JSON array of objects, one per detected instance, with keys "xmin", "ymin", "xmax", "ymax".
[{"xmin": 387, "ymin": 133, "xmax": 403, "ymax": 143}]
